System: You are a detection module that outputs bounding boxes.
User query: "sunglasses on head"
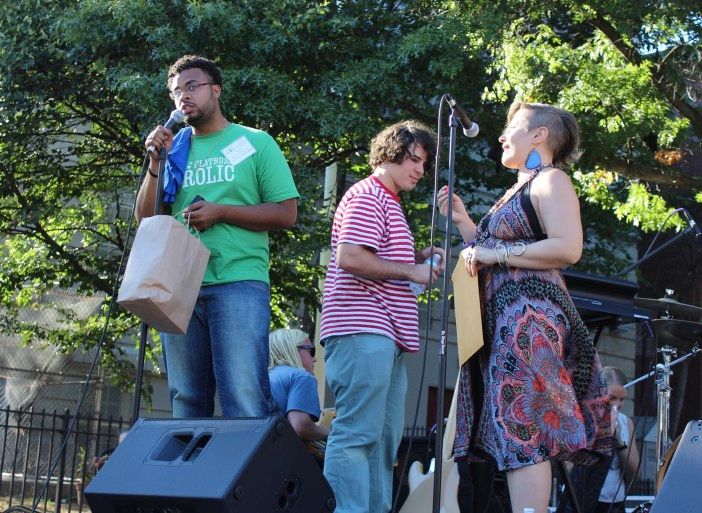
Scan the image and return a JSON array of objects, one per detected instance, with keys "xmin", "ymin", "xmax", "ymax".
[{"xmin": 297, "ymin": 344, "xmax": 316, "ymax": 358}]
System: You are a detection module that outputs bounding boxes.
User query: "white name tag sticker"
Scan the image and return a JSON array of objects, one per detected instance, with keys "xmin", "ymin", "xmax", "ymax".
[{"xmin": 221, "ymin": 136, "xmax": 257, "ymax": 167}]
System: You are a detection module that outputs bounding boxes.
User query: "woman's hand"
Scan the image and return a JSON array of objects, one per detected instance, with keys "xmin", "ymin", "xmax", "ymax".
[
  {"xmin": 436, "ymin": 186, "xmax": 477, "ymax": 242},
  {"xmin": 460, "ymin": 245, "xmax": 497, "ymax": 276},
  {"xmin": 436, "ymin": 186, "xmax": 471, "ymax": 227}
]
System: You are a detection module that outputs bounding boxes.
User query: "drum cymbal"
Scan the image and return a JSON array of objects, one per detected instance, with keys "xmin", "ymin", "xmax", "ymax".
[
  {"xmin": 633, "ymin": 297, "xmax": 702, "ymax": 319},
  {"xmin": 652, "ymin": 319, "xmax": 702, "ymax": 348}
]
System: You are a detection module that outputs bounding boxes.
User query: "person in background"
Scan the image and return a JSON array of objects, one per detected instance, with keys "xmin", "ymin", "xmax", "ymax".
[
  {"xmin": 556, "ymin": 366, "xmax": 640, "ymax": 513},
  {"xmin": 268, "ymin": 328, "xmax": 329, "ymax": 442},
  {"xmin": 438, "ymin": 101, "xmax": 611, "ymax": 513},
  {"xmin": 92, "ymin": 430, "xmax": 130, "ymax": 472},
  {"xmin": 597, "ymin": 366, "xmax": 639, "ymax": 513}
]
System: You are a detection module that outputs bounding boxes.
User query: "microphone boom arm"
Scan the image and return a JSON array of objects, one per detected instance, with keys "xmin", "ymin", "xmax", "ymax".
[{"xmin": 614, "ymin": 225, "xmax": 695, "ymax": 277}]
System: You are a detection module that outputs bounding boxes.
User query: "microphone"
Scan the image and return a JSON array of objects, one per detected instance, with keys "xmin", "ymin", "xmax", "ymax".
[
  {"xmin": 146, "ymin": 109, "xmax": 185, "ymax": 155},
  {"xmin": 446, "ymin": 94, "xmax": 479, "ymax": 138},
  {"xmin": 681, "ymin": 209, "xmax": 702, "ymax": 245}
]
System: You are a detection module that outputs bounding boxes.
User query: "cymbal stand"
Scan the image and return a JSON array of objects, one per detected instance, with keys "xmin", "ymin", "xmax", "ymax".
[
  {"xmin": 655, "ymin": 346, "xmax": 675, "ymax": 468},
  {"xmin": 625, "ymin": 343, "xmax": 702, "ymax": 468}
]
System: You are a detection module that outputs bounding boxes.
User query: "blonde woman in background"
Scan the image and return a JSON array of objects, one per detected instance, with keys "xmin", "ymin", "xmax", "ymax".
[
  {"xmin": 556, "ymin": 366, "xmax": 640, "ymax": 513},
  {"xmin": 269, "ymin": 328, "xmax": 329, "ymax": 442},
  {"xmin": 597, "ymin": 366, "xmax": 639, "ymax": 512}
]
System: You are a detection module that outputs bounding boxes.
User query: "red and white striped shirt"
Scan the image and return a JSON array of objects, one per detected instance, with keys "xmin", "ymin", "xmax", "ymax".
[{"xmin": 319, "ymin": 176, "xmax": 420, "ymax": 352}]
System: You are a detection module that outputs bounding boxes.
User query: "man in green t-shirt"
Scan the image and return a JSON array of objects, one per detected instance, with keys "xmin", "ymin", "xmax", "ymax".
[{"xmin": 136, "ymin": 55, "xmax": 299, "ymax": 418}]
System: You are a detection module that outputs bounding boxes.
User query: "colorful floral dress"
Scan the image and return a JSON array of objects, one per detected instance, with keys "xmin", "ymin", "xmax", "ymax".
[{"xmin": 453, "ymin": 173, "xmax": 612, "ymax": 471}]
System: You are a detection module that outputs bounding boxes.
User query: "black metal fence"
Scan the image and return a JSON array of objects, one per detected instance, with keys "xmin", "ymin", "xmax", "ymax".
[
  {"xmin": 0, "ymin": 409, "xmax": 657, "ymax": 513},
  {"xmin": 629, "ymin": 478, "xmax": 656, "ymax": 496},
  {"xmin": 0, "ymin": 407, "xmax": 130, "ymax": 513}
]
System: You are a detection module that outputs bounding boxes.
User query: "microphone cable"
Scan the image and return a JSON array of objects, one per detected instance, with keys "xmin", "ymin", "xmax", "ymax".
[{"xmin": 12, "ymin": 153, "xmax": 155, "ymax": 513}]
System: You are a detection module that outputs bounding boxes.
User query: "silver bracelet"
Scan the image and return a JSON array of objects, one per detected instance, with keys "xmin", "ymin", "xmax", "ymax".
[
  {"xmin": 495, "ymin": 242, "xmax": 508, "ymax": 267},
  {"xmin": 505, "ymin": 244, "xmax": 512, "ymax": 267},
  {"xmin": 511, "ymin": 241, "xmax": 527, "ymax": 256},
  {"xmin": 506, "ymin": 241, "xmax": 527, "ymax": 267}
]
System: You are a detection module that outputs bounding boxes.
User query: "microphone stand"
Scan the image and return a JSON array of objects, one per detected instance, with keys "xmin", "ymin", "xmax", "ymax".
[
  {"xmin": 130, "ymin": 147, "xmax": 167, "ymax": 424},
  {"xmin": 431, "ymin": 110, "xmax": 459, "ymax": 513}
]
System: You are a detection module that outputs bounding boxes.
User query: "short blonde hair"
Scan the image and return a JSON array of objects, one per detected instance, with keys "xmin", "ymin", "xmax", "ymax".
[
  {"xmin": 602, "ymin": 366, "xmax": 627, "ymax": 387},
  {"xmin": 507, "ymin": 101, "xmax": 581, "ymax": 167},
  {"xmin": 269, "ymin": 328, "xmax": 308, "ymax": 369}
]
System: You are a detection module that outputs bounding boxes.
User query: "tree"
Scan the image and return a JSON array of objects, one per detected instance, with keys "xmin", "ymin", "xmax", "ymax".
[
  {"xmin": 469, "ymin": 2, "xmax": 700, "ymax": 204},
  {"xmin": 1, "ymin": 0, "xmax": 700, "ymax": 394},
  {"xmin": 0, "ymin": 0, "xmax": 487, "ymax": 394},
  {"xmin": 449, "ymin": 1, "xmax": 701, "ymax": 272}
]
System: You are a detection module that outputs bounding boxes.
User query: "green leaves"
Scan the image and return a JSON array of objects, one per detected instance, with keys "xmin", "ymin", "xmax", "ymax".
[
  {"xmin": 1, "ymin": 0, "xmax": 700, "ymax": 393},
  {"xmin": 0, "ymin": 0, "xmax": 490, "ymax": 392},
  {"xmin": 475, "ymin": 5, "xmax": 701, "ymax": 275}
]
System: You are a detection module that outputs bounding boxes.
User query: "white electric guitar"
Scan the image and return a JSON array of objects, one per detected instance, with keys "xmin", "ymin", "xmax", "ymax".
[
  {"xmin": 399, "ymin": 381, "xmax": 460, "ymax": 513},
  {"xmin": 400, "ymin": 257, "xmax": 483, "ymax": 513}
]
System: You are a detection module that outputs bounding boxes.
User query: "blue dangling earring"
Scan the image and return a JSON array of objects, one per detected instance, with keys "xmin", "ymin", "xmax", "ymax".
[{"xmin": 525, "ymin": 148, "xmax": 542, "ymax": 170}]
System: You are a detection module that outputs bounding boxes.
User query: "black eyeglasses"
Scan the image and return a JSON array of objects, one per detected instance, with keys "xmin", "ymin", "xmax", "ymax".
[
  {"xmin": 169, "ymin": 82, "xmax": 213, "ymax": 100},
  {"xmin": 297, "ymin": 344, "xmax": 316, "ymax": 358}
]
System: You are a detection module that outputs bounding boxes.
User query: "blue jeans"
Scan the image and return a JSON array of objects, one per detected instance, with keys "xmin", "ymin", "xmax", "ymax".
[
  {"xmin": 161, "ymin": 280, "xmax": 276, "ymax": 418},
  {"xmin": 323, "ymin": 333, "xmax": 407, "ymax": 513}
]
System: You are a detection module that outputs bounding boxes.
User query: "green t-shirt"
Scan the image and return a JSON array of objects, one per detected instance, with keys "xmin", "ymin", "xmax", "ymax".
[{"xmin": 171, "ymin": 124, "xmax": 299, "ymax": 285}]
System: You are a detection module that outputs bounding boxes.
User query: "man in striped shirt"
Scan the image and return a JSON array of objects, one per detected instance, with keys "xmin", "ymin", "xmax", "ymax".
[{"xmin": 320, "ymin": 120, "xmax": 444, "ymax": 513}]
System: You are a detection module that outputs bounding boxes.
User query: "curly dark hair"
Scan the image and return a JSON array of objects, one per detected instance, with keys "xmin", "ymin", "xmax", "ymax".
[
  {"xmin": 167, "ymin": 55, "xmax": 223, "ymax": 88},
  {"xmin": 368, "ymin": 120, "xmax": 437, "ymax": 170}
]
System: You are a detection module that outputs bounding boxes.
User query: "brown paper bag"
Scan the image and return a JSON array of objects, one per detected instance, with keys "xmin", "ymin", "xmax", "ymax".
[
  {"xmin": 117, "ymin": 215, "xmax": 210, "ymax": 334},
  {"xmin": 451, "ymin": 250, "xmax": 484, "ymax": 366}
]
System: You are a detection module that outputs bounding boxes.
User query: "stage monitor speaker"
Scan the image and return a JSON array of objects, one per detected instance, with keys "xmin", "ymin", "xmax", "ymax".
[
  {"xmin": 649, "ymin": 419, "xmax": 702, "ymax": 513},
  {"xmin": 84, "ymin": 416, "xmax": 335, "ymax": 513}
]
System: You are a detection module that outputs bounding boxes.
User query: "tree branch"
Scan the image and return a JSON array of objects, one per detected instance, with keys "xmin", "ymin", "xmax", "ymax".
[
  {"xmin": 587, "ymin": 13, "xmax": 702, "ymax": 138},
  {"xmin": 593, "ymin": 157, "xmax": 702, "ymax": 189},
  {"xmin": 2, "ymin": 165, "xmax": 114, "ymax": 294}
]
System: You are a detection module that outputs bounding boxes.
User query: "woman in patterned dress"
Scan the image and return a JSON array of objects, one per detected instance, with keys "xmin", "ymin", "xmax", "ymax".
[{"xmin": 437, "ymin": 101, "xmax": 611, "ymax": 513}]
